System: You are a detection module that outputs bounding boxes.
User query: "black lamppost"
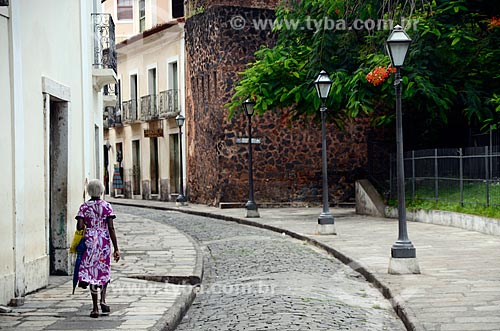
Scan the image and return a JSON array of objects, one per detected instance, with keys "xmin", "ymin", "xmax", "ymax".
[
  {"xmin": 386, "ymin": 25, "xmax": 420, "ymax": 274},
  {"xmin": 314, "ymin": 70, "xmax": 336, "ymax": 235},
  {"xmin": 176, "ymin": 114, "xmax": 187, "ymax": 205},
  {"xmin": 243, "ymin": 98, "xmax": 259, "ymax": 218}
]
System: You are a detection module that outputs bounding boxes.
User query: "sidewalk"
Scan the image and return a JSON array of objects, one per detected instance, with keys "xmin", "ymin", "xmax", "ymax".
[
  {"xmin": 107, "ymin": 198, "xmax": 500, "ymax": 331},
  {"xmin": 0, "ymin": 212, "xmax": 202, "ymax": 331}
]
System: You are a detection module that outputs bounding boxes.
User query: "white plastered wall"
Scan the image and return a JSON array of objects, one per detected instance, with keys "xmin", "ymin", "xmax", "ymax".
[
  {"xmin": 0, "ymin": 6, "xmax": 15, "ymax": 305},
  {"xmin": 0, "ymin": 0, "xmax": 103, "ymax": 304}
]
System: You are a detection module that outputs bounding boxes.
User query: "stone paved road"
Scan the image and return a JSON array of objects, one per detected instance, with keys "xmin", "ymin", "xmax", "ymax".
[{"xmin": 115, "ymin": 205, "xmax": 405, "ymax": 331}]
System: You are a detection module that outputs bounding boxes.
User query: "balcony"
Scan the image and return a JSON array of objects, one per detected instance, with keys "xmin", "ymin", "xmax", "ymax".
[
  {"xmin": 158, "ymin": 89, "xmax": 181, "ymax": 118},
  {"xmin": 140, "ymin": 94, "xmax": 159, "ymax": 121},
  {"xmin": 122, "ymin": 100, "xmax": 139, "ymax": 123},
  {"xmin": 103, "ymin": 83, "xmax": 118, "ymax": 107},
  {"xmin": 103, "ymin": 106, "xmax": 123, "ymax": 128},
  {"xmin": 120, "ymin": 91, "xmax": 179, "ymax": 124},
  {"xmin": 92, "ymin": 13, "xmax": 117, "ymax": 91}
]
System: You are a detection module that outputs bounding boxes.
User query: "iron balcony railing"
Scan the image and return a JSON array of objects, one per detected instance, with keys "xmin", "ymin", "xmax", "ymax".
[
  {"xmin": 92, "ymin": 13, "xmax": 117, "ymax": 73},
  {"xmin": 140, "ymin": 94, "xmax": 159, "ymax": 121},
  {"xmin": 158, "ymin": 89, "xmax": 180, "ymax": 117},
  {"xmin": 113, "ymin": 106, "xmax": 123, "ymax": 126},
  {"xmin": 120, "ymin": 91, "xmax": 179, "ymax": 123},
  {"xmin": 103, "ymin": 106, "xmax": 123, "ymax": 128},
  {"xmin": 122, "ymin": 100, "xmax": 138, "ymax": 123},
  {"xmin": 103, "ymin": 106, "xmax": 112, "ymax": 129}
]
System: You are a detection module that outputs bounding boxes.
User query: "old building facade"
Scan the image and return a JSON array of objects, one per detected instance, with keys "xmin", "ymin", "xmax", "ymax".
[
  {"xmin": 184, "ymin": 1, "xmax": 373, "ymax": 206},
  {"xmin": 0, "ymin": 1, "xmax": 116, "ymax": 304},
  {"xmin": 103, "ymin": 0, "xmax": 186, "ymax": 201}
]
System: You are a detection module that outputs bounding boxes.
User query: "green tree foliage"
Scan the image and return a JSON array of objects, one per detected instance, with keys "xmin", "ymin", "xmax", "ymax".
[{"xmin": 226, "ymin": 0, "xmax": 500, "ymax": 136}]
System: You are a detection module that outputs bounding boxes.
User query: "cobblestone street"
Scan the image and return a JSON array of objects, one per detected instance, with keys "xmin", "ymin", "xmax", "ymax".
[{"xmin": 116, "ymin": 205, "xmax": 405, "ymax": 330}]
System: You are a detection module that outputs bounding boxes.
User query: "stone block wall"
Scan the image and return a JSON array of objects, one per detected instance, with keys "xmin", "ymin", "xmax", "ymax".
[
  {"xmin": 218, "ymin": 112, "xmax": 371, "ymax": 204},
  {"xmin": 185, "ymin": 4, "xmax": 376, "ymax": 206}
]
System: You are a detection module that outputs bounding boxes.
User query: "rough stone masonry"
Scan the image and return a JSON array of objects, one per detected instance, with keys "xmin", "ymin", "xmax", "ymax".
[{"xmin": 184, "ymin": 2, "xmax": 379, "ymax": 206}]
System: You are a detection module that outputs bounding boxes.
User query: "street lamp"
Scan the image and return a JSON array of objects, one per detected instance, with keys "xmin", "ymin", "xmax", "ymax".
[
  {"xmin": 243, "ymin": 98, "xmax": 259, "ymax": 218},
  {"xmin": 314, "ymin": 70, "xmax": 336, "ymax": 235},
  {"xmin": 175, "ymin": 114, "xmax": 187, "ymax": 205},
  {"xmin": 386, "ymin": 25, "xmax": 420, "ymax": 274}
]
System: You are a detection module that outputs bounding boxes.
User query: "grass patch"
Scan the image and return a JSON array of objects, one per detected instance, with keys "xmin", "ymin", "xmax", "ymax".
[
  {"xmin": 388, "ymin": 199, "xmax": 500, "ymax": 219},
  {"xmin": 404, "ymin": 180, "xmax": 500, "ymax": 205},
  {"xmin": 387, "ymin": 180, "xmax": 500, "ymax": 218}
]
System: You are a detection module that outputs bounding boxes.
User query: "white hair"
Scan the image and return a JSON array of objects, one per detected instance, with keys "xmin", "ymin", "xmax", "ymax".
[{"xmin": 87, "ymin": 179, "xmax": 105, "ymax": 198}]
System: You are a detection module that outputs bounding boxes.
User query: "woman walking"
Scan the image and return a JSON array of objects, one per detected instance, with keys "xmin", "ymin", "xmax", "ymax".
[{"xmin": 75, "ymin": 179, "xmax": 120, "ymax": 318}]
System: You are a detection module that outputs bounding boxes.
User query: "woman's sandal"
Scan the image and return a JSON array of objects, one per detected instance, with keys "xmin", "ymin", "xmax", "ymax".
[
  {"xmin": 101, "ymin": 303, "xmax": 110, "ymax": 313},
  {"xmin": 90, "ymin": 311, "xmax": 99, "ymax": 318}
]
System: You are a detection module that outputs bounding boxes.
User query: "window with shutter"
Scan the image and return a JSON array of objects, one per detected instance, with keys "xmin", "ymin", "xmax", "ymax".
[
  {"xmin": 139, "ymin": 0, "xmax": 145, "ymax": 32},
  {"xmin": 117, "ymin": 0, "xmax": 133, "ymax": 20}
]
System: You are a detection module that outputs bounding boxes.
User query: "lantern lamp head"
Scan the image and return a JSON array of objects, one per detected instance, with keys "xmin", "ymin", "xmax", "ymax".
[
  {"xmin": 243, "ymin": 98, "xmax": 256, "ymax": 116},
  {"xmin": 386, "ymin": 25, "xmax": 412, "ymax": 68},
  {"xmin": 175, "ymin": 114, "xmax": 185, "ymax": 127},
  {"xmin": 314, "ymin": 70, "xmax": 332, "ymax": 101}
]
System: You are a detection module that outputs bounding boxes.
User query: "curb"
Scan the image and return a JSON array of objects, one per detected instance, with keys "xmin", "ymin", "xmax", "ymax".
[
  {"xmin": 150, "ymin": 285, "xmax": 198, "ymax": 331},
  {"xmin": 112, "ymin": 201, "xmax": 422, "ymax": 331},
  {"xmin": 183, "ymin": 226, "xmax": 205, "ymax": 286}
]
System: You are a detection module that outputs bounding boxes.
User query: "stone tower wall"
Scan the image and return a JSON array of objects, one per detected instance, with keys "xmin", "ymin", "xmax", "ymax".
[{"xmin": 185, "ymin": 4, "xmax": 373, "ymax": 206}]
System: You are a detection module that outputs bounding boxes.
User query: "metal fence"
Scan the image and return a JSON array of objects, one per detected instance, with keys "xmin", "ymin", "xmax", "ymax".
[
  {"xmin": 140, "ymin": 94, "xmax": 158, "ymax": 121},
  {"xmin": 389, "ymin": 146, "xmax": 500, "ymax": 207},
  {"xmin": 92, "ymin": 13, "xmax": 116, "ymax": 73},
  {"xmin": 158, "ymin": 89, "xmax": 180, "ymax": 117},
  {"xmin": 122, "ymin": 100, "xmax": 138, "ymax": 123}
]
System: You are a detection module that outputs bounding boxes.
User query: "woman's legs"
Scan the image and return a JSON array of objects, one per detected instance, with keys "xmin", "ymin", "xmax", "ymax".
[
  {"xmin": 100, "ymin": 281, "xmax": 110, "ymax": 313},
  {"xmin": 90, "ymin": 285, "xmax": 100, "ymax": 317},
  {"xmin": 100, "ymin": 282, "xmax": 108, "ymax": 305},
  {"xmin": 89, "ymin": 282, "xmax": 110, "ymax": 317}
]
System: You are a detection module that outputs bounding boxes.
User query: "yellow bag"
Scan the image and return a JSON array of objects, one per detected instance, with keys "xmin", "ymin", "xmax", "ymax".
[{"xmin": 69, "ymin": 229, "xmax": 85, "ymax": 254}]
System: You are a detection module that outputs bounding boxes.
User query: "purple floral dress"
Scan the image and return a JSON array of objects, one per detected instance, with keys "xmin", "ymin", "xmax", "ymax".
[{"xmin": 76, "ymin": 199, "xmax": 116, "ymax": 286}]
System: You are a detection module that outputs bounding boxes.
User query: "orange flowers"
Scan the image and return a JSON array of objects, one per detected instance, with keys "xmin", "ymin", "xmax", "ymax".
[
  {"xmin": 366, "ymin": 66, "xmax": 396, "ymax": 86},
  {"xmin": 489, "ymin": 17, "xmax": 500, "ymax": 29}
]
